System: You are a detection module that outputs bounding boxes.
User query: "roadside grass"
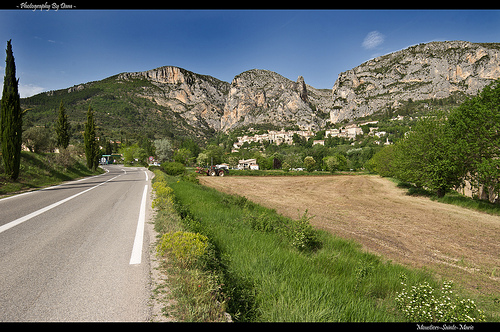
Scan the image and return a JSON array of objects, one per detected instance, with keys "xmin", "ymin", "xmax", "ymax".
[
  {"xmin": 0, "ymin": 150, "xmax": 103, "ymax": 196},
  {"xmin": 151, "ymin": 169, "xmax": 491, "ymax": 322}
]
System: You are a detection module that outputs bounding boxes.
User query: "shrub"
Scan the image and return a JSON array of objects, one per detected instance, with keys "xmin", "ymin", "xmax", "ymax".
[
  {"xmin": 242, "ymin": 211, "xmax": 281, "ymax": 233},
  {"xmin": 395, "ymin": 274, "xmax": 486, "ymax": 322},
  {"xmin": 54, "ymin": 148, "xmax": 77, "ymax": 169},
  {"xmin": 181, "ymin": 172, "xmax": 200, "ymax": 184},
  {"xmin": 287, "ymin": 210, "xmax": 320, "ymax": 252},
  {"xmin": 157, "ymin": 231, "xmax": 209, "ymax": 268},
  {"xmin": 152, "ymin": 180, "xmax": 175, "ymax": 211},
  {"xmin": 161, "ymin": 161, "xmax": 185, "ymax": 176}
]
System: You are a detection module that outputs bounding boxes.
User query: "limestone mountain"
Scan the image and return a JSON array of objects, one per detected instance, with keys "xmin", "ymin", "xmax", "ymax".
[
  {"xmin": 118, "ymin": 66, "xmax": 229, "ymax": 132},
  {"xmin": 21, "ymin": 66, "xmax": 331, "ymax": 141},
  {"xmin": 329, "ymin": 41, "xmax": 500, "ymax": 123},
  {"xmin": 220, "ymin": 69, "xmax": 331, "ymax": 132},
  {"xmin": 21, "ymin": 66, "xmax": 231, "ymax": 142},
  {"xmin": 21, "ymin": 40, "xmax": 500, "ymax": 143}
]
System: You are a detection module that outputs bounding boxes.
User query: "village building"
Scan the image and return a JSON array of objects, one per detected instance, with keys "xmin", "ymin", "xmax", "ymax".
[
  {"xmin": 238, "ymin": 158, "xmax": 259, "ymax": 170},
  {"xmin": 232, "ymin": 124, "xmax": 371, "ymax": 152}
]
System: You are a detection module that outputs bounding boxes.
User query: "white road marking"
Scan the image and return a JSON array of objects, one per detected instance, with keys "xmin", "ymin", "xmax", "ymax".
[
  {"xmin": 0, "ymin": 173, "xmax": 122, "ymax": 235},
  {"xmin": 0, "ymin": 169, "xmax": 109, "ymax": 202},
  {"xmin": 129, "ymin": 184, "xmax": 148, "ymax": 265}
]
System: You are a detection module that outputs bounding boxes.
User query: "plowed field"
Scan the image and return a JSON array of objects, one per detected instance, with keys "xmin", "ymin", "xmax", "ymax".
[{"xmin": 200, "ymin": 175, "xmax": 500, "ymax": 296}]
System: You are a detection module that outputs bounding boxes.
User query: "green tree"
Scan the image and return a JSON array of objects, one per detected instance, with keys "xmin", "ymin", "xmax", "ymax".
[
  {"xmin": 304, "ymin": 156, "xmax": 316, "ymax": 172},
  {"xmin": 154, "ymin": 138, "xmax": 173, "ymax": 162},
  {"xmin": 120, "ymin": 143, "xmax": 137, "ymax": 165},
  {"xmin": 173, "ymin": 148, "xmax": 192, "ymax": 166},
  {"xmin": 138, "ymin": 136, "xmax": 155, "ymax": 159},
  {"xmin": 1, "ymin": 40, "xmax": 23, "ymax": 180},
  {"xmin": 23, "ymin": 126, "xmax": 52, "ymax": 153},
  {"xmin": 393, "ymin": 111, "xmax": 462, "ymax": 197},
  {"xmin": 201, "ymin": 144, "xmax": 224, "ymax": 165},
  {"xmin": 365, "ymin": 145, "xmax": 396, "ymax": 177},
  {"xmin": 83, "ymin": 106, "xmax": 99, "ymax": 171},
  {"xmin": 55, "ymin": 100, "xmax": 70, "ymax": 149},
  {"xmin": 324, "ymin": 153, "xmax": 347, "ymax": 173},
  {"xmin": 447, "ymin": 80, "xmax": 500, "ymax": 200}
]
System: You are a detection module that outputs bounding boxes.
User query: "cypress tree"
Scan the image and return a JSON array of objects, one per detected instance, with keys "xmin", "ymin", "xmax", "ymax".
[
  {"xmin": 1, "ymin": 40, "xmax": 22, "ymax": 180},
  {"xmin": 83, "ymin": 105, "xmax": 98, "ymax": 171},
  {"xmin": 55, "ymin": 100, "xmax": 70, "ymax": 149}
]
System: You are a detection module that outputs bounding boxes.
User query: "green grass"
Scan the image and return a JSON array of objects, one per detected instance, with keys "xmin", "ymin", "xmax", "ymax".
[
  {"xmin": 434, "ymin": 193, "xmax": 500, "ymax": 216},
  {"xmin": 152, "ymin": 171, "xmax": 497, "ymax": 322},
  {"xmin": 162, "ymin": 175, "xmax": 443, "ymax": 322},
  {"xmin": 0, "ymin": 150, "xmax": 103, "ymax": 196},
  {"xmin": 394, "ymin": 179, "xmax": 500, "ymax": 216}
]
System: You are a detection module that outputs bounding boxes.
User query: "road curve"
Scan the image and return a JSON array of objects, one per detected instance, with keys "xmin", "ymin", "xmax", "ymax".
[{"xmin": 0, "ymin": 165, "xmax": 154, "ymax": 322}]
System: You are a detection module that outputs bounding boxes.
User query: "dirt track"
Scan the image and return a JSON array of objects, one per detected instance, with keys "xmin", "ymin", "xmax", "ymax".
[{"xmin": 200, "ymin": 175, "xmax": 500, "ymax": 295}]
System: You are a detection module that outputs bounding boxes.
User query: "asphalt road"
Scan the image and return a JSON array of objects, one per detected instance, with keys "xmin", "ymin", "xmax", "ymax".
[{"xmin": 0, "ymin": 165, "xmax": 154, "ymax": 322}]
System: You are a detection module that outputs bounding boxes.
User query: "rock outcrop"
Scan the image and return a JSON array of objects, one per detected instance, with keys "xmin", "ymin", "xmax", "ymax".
[
  {"xmin": 329, "ymin": 41, "xmax": 500, "ymax": 123},
  {"xmin": 119, "ymin": 66, "xmax": 230, "ymax": 132},
  {"xmin": 119, "ymin": 41, "xmax": 500, "ymax": 133},
  {"xmin": 23, "ymin": 41, "xmax": 500, "ymax": 140},
  {"xmin": 220, "ymin": 69, "xmax": 329, "ymax": 131}
]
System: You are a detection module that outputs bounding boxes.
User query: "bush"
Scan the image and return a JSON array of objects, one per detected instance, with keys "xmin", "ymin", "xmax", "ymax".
[
  {"xmin": 152, "ymin": 180, "xmax": 175, "ymax": 211},
  {"xmin": 157, "ymin": 231, "xmax": 209, "ymax": 268},
  {"xmin": 54, "ymin": 148, "xmax": 77, "ymax": 169},
  {"xmin": 161, "ymin": 161, "xmax": 185, "ymax": 176},
  {"xmin": 395, "ymin": 274, "xmax": 486, "ymax": 322},
  {"xmin": 286, "ymin": 210, "xmax": 320, "ymax": 252},
  {"xmin": 241, "ymin": 208, "xmax": 320, "ymax": 252},
  {"xmin": 181, "ymin": 172, "xmax": 200, "ymax": 184}
]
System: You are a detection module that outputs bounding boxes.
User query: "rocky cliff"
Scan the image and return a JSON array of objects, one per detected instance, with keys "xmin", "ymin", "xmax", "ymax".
[
  {"xmin": 220, "ymin": 69, "xmax": 331, "ymax": 131},
  {"xmin": 118, "ymin": 66, "xmax": 332, "ymax": 133},
  {"xmin": 118, "ymin": 41, "xmax": 500, "ymax": 133},
  {"xmin": 22, "ymin": 41, "xmax": 500, "ymax": 140},
  {"xmin": 118, "ymin": 66, "xmax": 230, "ymax": 132},
  {"xmin": 329, "ymin": 41, "xmax": 500, "ymax": 123}
]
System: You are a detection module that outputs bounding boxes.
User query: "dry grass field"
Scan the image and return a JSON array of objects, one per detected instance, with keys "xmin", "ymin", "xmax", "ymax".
[{"xmin": 200, "ymin": 175, "xmax": 500, "ymax": 298}]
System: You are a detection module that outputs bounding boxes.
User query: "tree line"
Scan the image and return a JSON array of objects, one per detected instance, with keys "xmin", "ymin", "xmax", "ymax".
[
  {"xmin": 1, "ymin": 40, "xmax": 100, "ymax": 180},
  {"xmin": 367, "ymin": 79, "xmax": 500, "ymax": 201}
]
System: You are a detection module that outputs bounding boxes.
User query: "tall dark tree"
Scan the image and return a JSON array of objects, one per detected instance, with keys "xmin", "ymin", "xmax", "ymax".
[
  {"xmin": 1, "ymin": 40, "xmax": 23, "ymax": 180},
  {"xmin": 84, "ymin": 105, "xmax": 99, "ymax": 171},
  {"xmin": 55, "ymin": 100, "xmax": 70, "ymax": 149}
]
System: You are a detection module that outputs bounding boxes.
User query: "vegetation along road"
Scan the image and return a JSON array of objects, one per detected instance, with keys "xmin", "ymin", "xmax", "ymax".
[
  {"xmin": 0, "ymin": 165, "xmax": 154, "ymax": 322},
  {"xmin": 201, "ymin": 175, "xmax": 500, "ymax": 298}
]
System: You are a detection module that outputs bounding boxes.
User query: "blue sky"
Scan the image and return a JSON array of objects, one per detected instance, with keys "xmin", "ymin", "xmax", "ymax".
[{"xmin": 1, "ymin": 9, "xmax": 500, "ymax": 97}]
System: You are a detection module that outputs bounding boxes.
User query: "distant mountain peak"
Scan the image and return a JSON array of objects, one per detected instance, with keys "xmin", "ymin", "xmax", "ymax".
[
  {"xmin": 329, "ymin": 40, "xmax": 500, "ymax": 123},
  {"xmin": 22, "ymin": 40, "xmax": 500, "ymax": 141}
]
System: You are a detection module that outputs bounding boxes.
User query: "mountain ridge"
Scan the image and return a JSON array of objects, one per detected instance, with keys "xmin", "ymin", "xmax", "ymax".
[{"xmin": 21, "ymin": 40, "xmax": 500, "ymax": 142}]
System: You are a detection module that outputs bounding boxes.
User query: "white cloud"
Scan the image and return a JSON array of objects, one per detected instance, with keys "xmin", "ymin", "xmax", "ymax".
[
  {"xmin": 0, "ymin": 82, "xmax": 45, "ymax": 98},
  {"xmin": 362, "ymin": 31, "xmax": 385, "ymax": 50},
  {"xmin": 19, "ymin": 84, "xmax": 45, "ymax": 98}
]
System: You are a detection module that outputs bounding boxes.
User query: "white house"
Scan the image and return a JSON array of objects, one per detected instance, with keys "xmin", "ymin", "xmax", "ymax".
[{"xmin": 238, "ymin": 159, "xmax": 259, "ymax": 170}]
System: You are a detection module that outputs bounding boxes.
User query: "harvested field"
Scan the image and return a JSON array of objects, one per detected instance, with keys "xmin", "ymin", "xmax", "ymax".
[{"xmin": 200, "ymin": 175, "xmax": 500, "ymax": 296}]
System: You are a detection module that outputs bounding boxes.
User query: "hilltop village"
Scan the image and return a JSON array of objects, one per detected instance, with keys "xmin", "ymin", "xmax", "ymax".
[{"xmin": 231, "ymin": 119, "xmax": 400, "ymax": 153}]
